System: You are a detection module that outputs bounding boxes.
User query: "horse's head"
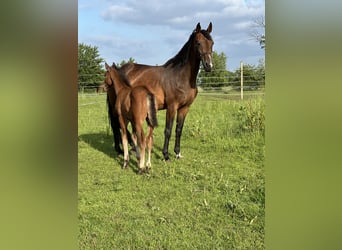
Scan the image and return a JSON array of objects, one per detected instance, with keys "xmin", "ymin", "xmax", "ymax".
[{"xmin": 194, "ymin": 22, "xmax": 214, "ymax": 72}]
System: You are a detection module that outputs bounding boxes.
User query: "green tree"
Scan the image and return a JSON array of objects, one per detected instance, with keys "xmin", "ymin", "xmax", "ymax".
[
  {"xmin": 198, "ymin": 51, "xmax": 229, "ymax": 89},
  {"xmin": 78, "ymin": 43, "xmax": 105, "ymax": 91},
  {"xmin": 231, "ymin": 60, "xmax": 265, "ymax": 90},
  {"xmin": 118, "ymin": 57, "xmax": 137, "ymax": 67}
]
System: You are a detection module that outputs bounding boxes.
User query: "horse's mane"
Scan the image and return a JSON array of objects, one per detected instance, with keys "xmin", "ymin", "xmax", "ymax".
[{"xmin": 163, "ymin": 29, "xmax": 212, "ymax": 68}]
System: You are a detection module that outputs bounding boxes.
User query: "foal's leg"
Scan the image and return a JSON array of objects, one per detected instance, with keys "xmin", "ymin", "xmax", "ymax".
[
  {"xmin": 135, "ymin": 126, "xmax": 146, "ymax": 174},
  {"xmin": 146, "ymin": 126, "xmax": 154, "ymax": 169},
  {"xmin": 174, "ymin": 106, "xmax": 190, "ymax": 159},
  {"xmin": 119, "ymin": 118, "xmax": 129, "ymax": 169},
  {"xmin": 130, "ymin": 131, "xmax": 140, "ymax": 161},
  {"xmin": 162, "ymin": 107, "xmax": 177, "ymax": 161}
]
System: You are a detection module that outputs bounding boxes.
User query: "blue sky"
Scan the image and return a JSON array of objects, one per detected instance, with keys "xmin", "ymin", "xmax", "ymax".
[{"xmin": 78, "ymin": 0, "xmax": 264, "ymax": 71}]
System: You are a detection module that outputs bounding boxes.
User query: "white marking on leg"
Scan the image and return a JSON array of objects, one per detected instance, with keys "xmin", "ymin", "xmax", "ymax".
[{"xmin": 122, "ymin": 134, "xmax": 129, "ymax": 168}]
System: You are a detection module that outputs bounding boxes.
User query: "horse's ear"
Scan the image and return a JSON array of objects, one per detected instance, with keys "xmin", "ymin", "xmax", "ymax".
[
  {"xmin": 207, "ymin": 22, "xmax": 212, "ymax": 33},
  {"xmin": 105, "ymin": 62, "xmax": 110, "ymax": 70},
  {"xmin": 196, "ymin": 22, "xmax": 201, "ymax": 33}
]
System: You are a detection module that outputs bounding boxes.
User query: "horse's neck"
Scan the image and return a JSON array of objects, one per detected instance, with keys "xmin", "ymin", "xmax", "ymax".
[{"xmin": 184, "ymin": 48, "xmax": 200, "ymax": 88}]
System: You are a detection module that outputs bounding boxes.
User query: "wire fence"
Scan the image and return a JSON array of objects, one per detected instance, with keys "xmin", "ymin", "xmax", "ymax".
[{"xmin": 78, "ymin": 63, "xmax": 265, "ymax": 100}]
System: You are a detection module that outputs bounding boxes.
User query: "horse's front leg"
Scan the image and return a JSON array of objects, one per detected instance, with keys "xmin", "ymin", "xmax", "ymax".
[
  {"xmin": 174, "ymin": 106, "xmax": 189, "ymax": 159},
  {"xmin": 163, "ymin": 107, "xmax": 176, "ymax": 161}
]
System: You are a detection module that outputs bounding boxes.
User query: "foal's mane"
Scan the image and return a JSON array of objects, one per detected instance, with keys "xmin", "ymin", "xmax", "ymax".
[
  {"xmin": 163, "ymin": 29, "xmax": 212, "ymax": 68},
  {"xmin": 110, "ymin": 62, "xmax": 132, "ymax": 87}
]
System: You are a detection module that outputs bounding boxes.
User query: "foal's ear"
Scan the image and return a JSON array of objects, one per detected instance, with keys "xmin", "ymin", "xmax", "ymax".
[
  {"xmin": 105, "ymin": 62, "xmax": 110, "ymax": 70},
  {"xmin": 196, "ymin": 22, "xmax": 201, "ymax": 33},
  {"xmin": 207, "ymin": 22, "xmax": 212, "ymax": 33}
]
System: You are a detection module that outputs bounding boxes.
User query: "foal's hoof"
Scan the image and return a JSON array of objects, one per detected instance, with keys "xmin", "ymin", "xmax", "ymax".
[
  {"xmin": 122, "ymin": 160, "xmax": 129, "ymax": 169},
  {"xmin": 138, "ymin": 168, "xmax": 145, "ymax": 175}
]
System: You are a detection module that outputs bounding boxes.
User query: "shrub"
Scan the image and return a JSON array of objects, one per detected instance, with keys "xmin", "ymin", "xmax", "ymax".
[{"xmin": 232, "ymin": 98, "xmax": 265, "ymax": 136}]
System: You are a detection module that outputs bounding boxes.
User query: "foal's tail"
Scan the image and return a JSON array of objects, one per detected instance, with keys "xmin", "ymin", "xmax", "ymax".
[{"xmin": 146, "ymin": 93, "xmax": 158, "ymax": 128}]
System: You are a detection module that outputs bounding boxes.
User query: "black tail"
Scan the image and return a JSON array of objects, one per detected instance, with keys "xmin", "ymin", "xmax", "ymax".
[
  {"xmin": 106, "ymin": 93, "xmax": 113, "ymax": 130},
  {"xmin": 107, "ymin": 93, "xmax": 123, "ymax": 153},
  {"xmin": 146, "ymin": 93, "xmax": 158, "ymax": 128}
]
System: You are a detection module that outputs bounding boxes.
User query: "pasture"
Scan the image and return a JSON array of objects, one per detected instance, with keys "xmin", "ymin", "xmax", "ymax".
[{"xmin": 78, "ymin": 92, "xmax": 265, "ymax": 249}]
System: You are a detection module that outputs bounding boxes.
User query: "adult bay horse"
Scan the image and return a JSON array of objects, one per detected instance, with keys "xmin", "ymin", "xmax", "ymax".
[
  {"xmin": 104, "ymin": 62, "xmax": 158, "ymax": 173},
  {"xmin": 108, "ymin": 22, "xmax": 214, "ymax": 161}
]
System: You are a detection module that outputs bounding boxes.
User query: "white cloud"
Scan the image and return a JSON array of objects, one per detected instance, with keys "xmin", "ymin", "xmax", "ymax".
[
  {"xmin": 102, "ymin": 5, "xmax": 137, "ymax": 21},
  {"xmin": 234, "ymin": 20, "xmax": 254, "ymax": 30},
  {"xmin": 80, "ymin": 0, "xmax": 265, "ymax": 70},
  {"xmin": 101, "ymin": 0, "xmax": 264, "ymax": 28}
]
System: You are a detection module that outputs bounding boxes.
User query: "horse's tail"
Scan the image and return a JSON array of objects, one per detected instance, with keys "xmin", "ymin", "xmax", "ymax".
[
  {"xmin": 146, "ymin": 93, "xmax": 158, "ymax": 128},
  {"xmin": 107, "ymin": 93, "xmax": 114, "ymax": 129},
  {"xmin": 107, "ymin": 92, "xmax": 123, "ymax": 153}
]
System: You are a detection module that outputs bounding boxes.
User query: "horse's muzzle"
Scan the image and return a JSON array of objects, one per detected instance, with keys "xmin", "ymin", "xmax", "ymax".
[
  {"xmin": 201, "ymin": 54, "xmax": 213, "ymax": 72},
  {"xmin": 203, "ymin": 61, "xmax": 213, "ymax": 72}
]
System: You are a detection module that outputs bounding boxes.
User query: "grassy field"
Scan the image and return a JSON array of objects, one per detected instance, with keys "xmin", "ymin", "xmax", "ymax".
[{"xmin": 78, "ymin": 92, "xmax": 265, "ymax": 249}]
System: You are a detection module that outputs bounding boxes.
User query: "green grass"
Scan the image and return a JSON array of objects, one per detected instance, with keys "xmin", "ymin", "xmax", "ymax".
[{"xmin": 78, "ymin": 92, "xmax": 265, "ymax": 249}]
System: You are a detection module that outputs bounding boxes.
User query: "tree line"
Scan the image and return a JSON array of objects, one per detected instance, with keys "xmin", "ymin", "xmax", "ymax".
[{"xmin": 78, "ymin": 43, "xmax": 265, "ymax": 92}]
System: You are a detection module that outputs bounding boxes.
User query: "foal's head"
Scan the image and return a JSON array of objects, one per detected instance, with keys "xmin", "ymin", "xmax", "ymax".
[
  {"xmin": 104, "ymin": 62, "xmax": 115, "ymax": 87},
  {"xmin": 193, "ymin": 22, "xmax": 214, "ymax": 72},
  {"xmin": 104, "ymin": 62, "xmax": 131, "ymax": 89}
]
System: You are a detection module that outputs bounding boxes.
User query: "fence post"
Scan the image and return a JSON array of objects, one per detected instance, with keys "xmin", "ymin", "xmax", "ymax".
[{"xmin": 240, "ymin": 61, "xmax": 243, "ymax": 100}]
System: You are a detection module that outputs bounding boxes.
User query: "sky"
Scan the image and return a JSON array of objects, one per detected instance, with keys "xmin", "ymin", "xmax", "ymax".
[{"xmin": 78, "ymin": 0, "xmax": 264, "ymax": 71}]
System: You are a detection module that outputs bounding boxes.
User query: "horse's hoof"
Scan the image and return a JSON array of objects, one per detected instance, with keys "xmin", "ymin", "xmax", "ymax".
[
  {"xmin": 163, "ymin": 155, "xmax": 170, "ymax": 162},
  {"xmin": 138, "ymin": 168, "xmax": 145, "ymax": 175},
  {"xmin": 176, "ymin": 153, "xmax": 183, "ymax": 159}
]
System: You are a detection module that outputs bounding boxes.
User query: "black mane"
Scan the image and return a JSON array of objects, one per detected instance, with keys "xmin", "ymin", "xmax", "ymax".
[{"xmin": 163, "ymin": 30, "xmax": 212, "ymax": 68}]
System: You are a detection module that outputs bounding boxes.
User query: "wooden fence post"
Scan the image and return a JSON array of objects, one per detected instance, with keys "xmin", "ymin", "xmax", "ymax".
[{"xmin": 240, "ymin": 61, "xmax": 243, "ymax": 100}]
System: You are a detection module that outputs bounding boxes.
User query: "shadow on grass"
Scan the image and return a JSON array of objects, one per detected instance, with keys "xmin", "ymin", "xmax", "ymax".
[{"xmin": 79, "ymin": 133, "xmax": 164, "ymax": 174}]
